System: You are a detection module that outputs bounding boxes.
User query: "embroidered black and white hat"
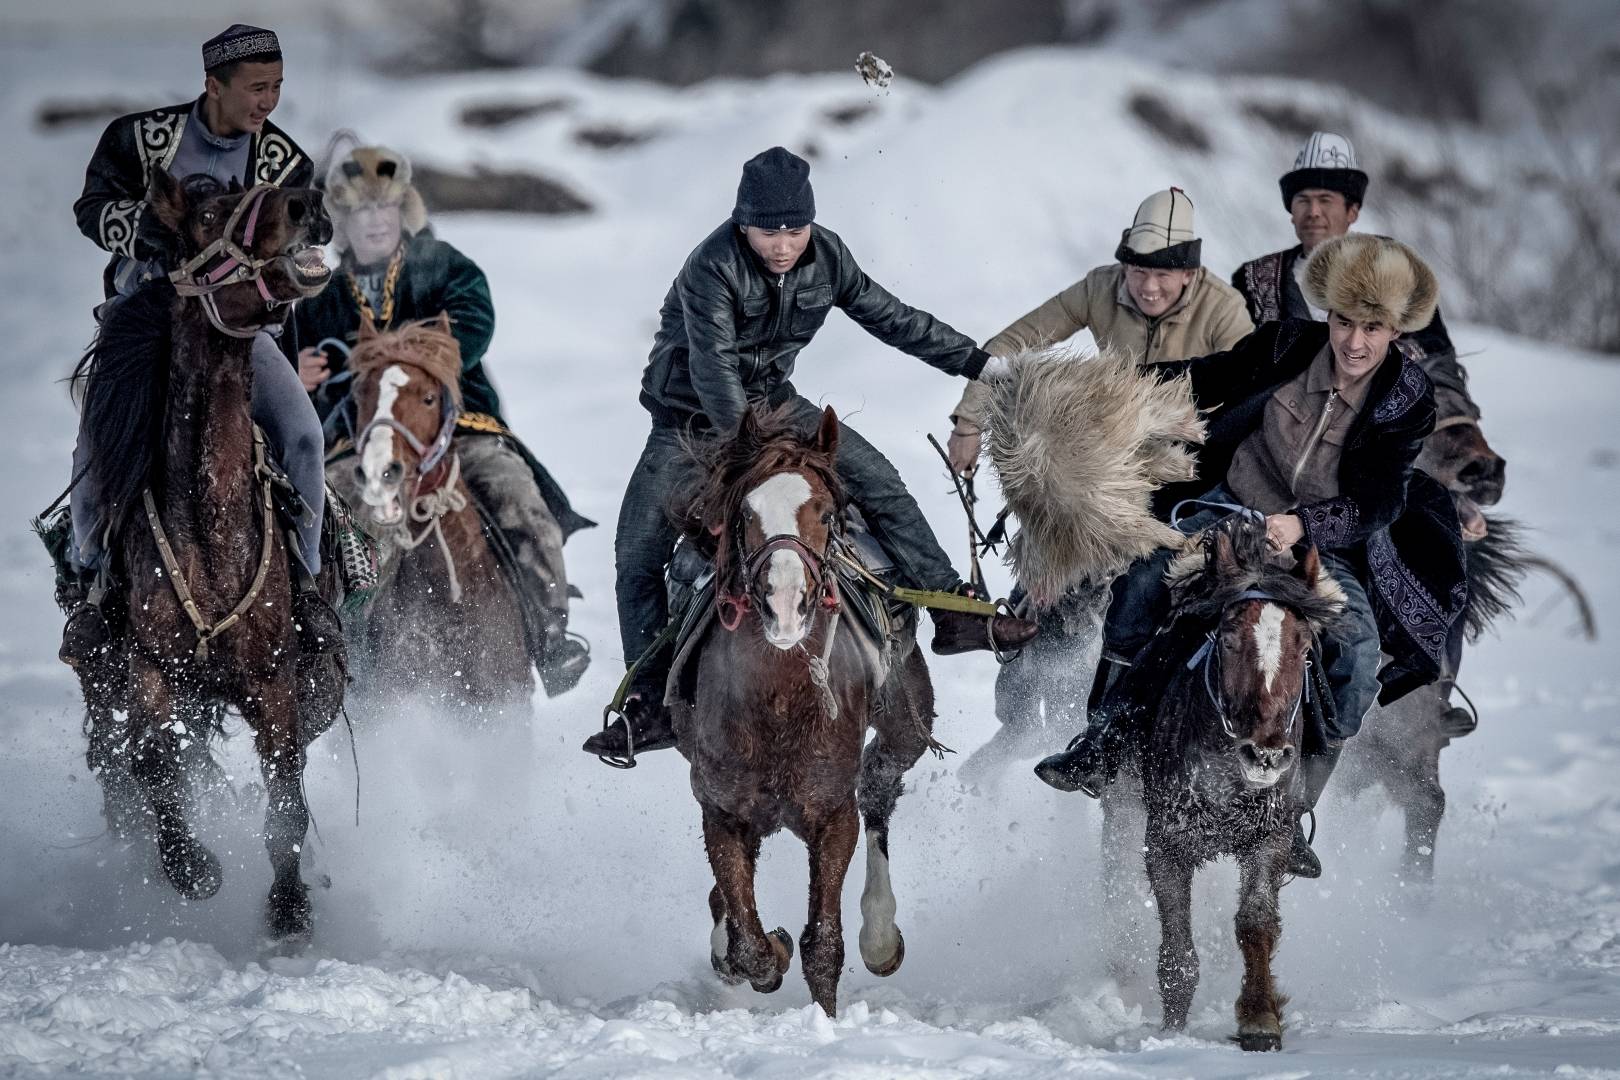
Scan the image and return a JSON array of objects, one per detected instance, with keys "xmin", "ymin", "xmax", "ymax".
[
  {"xmin": 202, "ymin": 24, "xmax": 282, "ymax": 72},
  {"xmin": 1279, "ymin": 131, "xmax": 1369, "ymax": 210}
]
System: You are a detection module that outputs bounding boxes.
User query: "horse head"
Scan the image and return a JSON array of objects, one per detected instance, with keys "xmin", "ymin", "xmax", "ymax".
[
  {"xmin": 147, "ymin": 165, "xmax": 332, "ymax": 327},
  {"xmin": 348, "ymin": 314, "xmax": 463, "ymax": 527},
  {"xmin": 1417, "ymin": 418, "xmax": 1506, "ymax": 541},
  {"xmin": 679, "ymin": 406, "xmax": 845, "ymax": 650},
  {"xmin": 1175, "ymin": 520, "xmax": 1346, "ymax": 790}
]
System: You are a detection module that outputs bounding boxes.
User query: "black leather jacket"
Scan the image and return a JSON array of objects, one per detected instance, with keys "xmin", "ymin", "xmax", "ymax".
[{"xmin": 640, "ymin": 221, "xmax": 988, "ymax": 434}]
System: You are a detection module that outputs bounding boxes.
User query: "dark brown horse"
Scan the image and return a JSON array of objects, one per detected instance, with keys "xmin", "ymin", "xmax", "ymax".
[
  {"xmin": 668, "ymin": 406, "xmax": 936, "ymax": 1017},
  {"xmin": 1104, "ymin": 517, "xmax": 1345, "ymax": 1048},
  {"xmin": 70, "ymin": 168, "xmax": 342, "ymax": 944},
  {"xmin": 342, "ymin": 317, "xmax": 532, "ymax": 709}
]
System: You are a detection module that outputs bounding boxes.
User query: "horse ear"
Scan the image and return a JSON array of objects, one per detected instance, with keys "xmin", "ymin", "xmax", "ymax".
[
  {"xmin": 146, "ymin": 164, "xmax": 187, "ymax": 233},
  {"xmin": 815, "ymin": 405, "xmax": 840, "ymax": 456},
  {"xmin": 227, "ymin": 176, "xmax": 243, "ymax": 194},
  {"xmin": 1212, "ymin": 529, "xmax": 1238, "ymax": 576},
  {"xmin": 1296, "ymin": 544, "xmax": 1322, "ymax": 590},
  {"xmin": 358, "ymin": 312, "xmax": 379, "ymax": 341}
]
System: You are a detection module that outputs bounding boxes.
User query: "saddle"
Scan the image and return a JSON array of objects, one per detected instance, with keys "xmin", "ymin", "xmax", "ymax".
[{"xmin": 660, "ymin": 509, "xmax": 917, "ymax": 709}]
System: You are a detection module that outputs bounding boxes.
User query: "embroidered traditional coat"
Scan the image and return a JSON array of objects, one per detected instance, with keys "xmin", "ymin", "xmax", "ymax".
[
  {"xmin": 1160, "ymin": 319, "xmax": 1468, "ymax": 703},
  {"xmin": 74, "ymin": 97, "xmax": 311, "ymax": 297}
]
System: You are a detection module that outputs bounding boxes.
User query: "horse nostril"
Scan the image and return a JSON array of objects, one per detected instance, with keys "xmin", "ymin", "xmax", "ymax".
[
  {"xmin": 353, "ymin": 464, "xmax": 365, "ymax": 482},
  {"xmin": 384, "ymin": 461, "xmax": 403, "ymax": 484}
]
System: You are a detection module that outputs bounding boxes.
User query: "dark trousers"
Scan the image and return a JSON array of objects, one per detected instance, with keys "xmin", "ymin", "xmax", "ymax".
[
  {"xmin": 615, "ymin": 395, "xmax": 960, "ymax": 673},
  {"xmin": 1102, "ymin": 489, "xmax": 1382, "ymax": 741}
]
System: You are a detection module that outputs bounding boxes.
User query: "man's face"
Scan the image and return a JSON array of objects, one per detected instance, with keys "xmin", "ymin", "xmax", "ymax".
[
  {"xmin": 347, "ymin": 203, "xmax": 404, "ymax": 266},
  {"xmin": 1289, "ymin": 189, "xmax": 1358, "ymax": 253},
  {"xmin": 1327, "ymin": 310, "xmax": 1399, "ymax": 383},
  {"xmin": 744, "ymin": 225, "xmax": 811, "ymax": 275},
  {"xmin": 1123, "ymin": 265, "xmax": 1195, "ymax": 318},
  {"xmin": 205, "ymin": 60, "xmax": 283, "ymax": 136}
]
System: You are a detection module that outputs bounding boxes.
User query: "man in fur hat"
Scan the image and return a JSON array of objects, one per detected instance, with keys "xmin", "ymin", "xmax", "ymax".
[
  {"xmin": 285, "ymin": 144, "xmax": 593, "ymax": 696},
  {"xmin": 945, "ymin": 187, "xmax": 1253, "ymax": 474},
  {"xmin": 61, "ymin": 24, "xmax": 337, "ymax": 664},
  {"xmin": 1035, "ymin": 235, "xmax": 1468, "ymax": 879},
  {"xmin": 587, "ymin": 145, "xmax": 1038, "ymax": 760}
]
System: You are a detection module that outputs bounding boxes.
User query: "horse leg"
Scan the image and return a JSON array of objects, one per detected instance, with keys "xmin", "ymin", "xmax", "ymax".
[
  {"xmin": 703, "ymin": 804, "xmax": 792, "ymax": 992},
  {"xmin": 1100, "ymin": 777, "xmax": 1151, "ymax": 987},
  {"xmin": 127, "ymin": 657, "xmax": 221, "ymax": 899},
  {"xmin": 243, "ymin": 667, "xmax": 313, "ymax": 945},
  {"xmin": 1145, "ymin": 847, "xmax": 1197, "ymax": 1031},
  {"xmin": 80, "ymin": 650, "xmax": 144, "ymax": 840},
  {"xmin": 858, "ymin": 649, "xmax": 933, "ymax": 976},
  {"xmin": 1390, "ymin": 742, "xmax": 1446, "ymax": 886},
  {"xmin": 1233, "ymin": 843, "xmax": 1288, "ymax": 1051},
  {"xmin": 801, "ymin": 797, "xmax": 860, "ymax": 1016}
]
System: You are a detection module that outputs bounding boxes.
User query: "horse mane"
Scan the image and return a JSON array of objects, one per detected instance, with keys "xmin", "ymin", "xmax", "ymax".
[
  {"xmin": 1463, "ymin": 514, "xmax": 1529, "ymax": 642},
  {"xmin": 1165, "ymin": 516, "xmax": 1347, "ymax": 633},
  {"xmin": 667, "ymin": 406, "xmax": 844, "ymax": 593},
  {"xmin": 69, "ymin": 278, "xmax": 178, "ymax": 538},
  {"xmin": 347, "ymin": 319, "xmax": 464, "ymax": 410}
]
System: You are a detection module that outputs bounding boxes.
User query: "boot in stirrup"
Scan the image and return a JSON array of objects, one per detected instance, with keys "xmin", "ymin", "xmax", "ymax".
[
  {"xmin": 930, "ymin": 585, "xmax": 1038, "ymax": 656},
  {"xmin": 1287, "ymin": 741, "xmax": 1343, "ymax": 879}
]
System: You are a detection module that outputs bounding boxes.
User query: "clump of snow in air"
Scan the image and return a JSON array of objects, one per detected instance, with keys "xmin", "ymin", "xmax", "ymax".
[
  {"xmin": 855, "ymin": 50, "xmax": 894, "ymax": 89},
  {"xmin": 0, "ymin": 22, "xmax": 1616, "ymax": 1080}
]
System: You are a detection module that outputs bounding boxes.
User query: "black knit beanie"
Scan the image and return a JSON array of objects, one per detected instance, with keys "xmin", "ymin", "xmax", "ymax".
[{"xmin": 732, "ymin": 147, "xmax": 815, "ymax": 230}]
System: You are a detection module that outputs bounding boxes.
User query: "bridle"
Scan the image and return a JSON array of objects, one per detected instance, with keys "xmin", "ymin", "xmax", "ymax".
[
  {"xmin": 1182, "ymin": 589, "xmax": 1313, "ymax": 743},
  {"xmin": 354, "ymin": 370, "xmax": 460, "ymax": 496},
  {"xmin": 168, "ymin": 183, "xmax": 286, "ymax": 339},
  {"xmin": 716, "ymin": 525, "xmax": 841, "ymax": 633}
]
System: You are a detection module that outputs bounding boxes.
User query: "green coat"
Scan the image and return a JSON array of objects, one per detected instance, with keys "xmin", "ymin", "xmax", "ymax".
[{"xmin": 284, "ymin": 231, "xmax": 502, "ymax": 422}]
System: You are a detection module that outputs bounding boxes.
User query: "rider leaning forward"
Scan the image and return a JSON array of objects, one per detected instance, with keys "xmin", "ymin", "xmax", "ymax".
[
  {"xmin": 588, "ymin": 146, "xmax": 1039, "ymax": 758},
  {"xmin": 1035, "ymin": 233, "xmax": 1469, "ymax": 879},
  {"xmin": 61, "ymin": 23, "xmax": 339, "ymax": 665},
  {"xmin": 284, "ymin": 143, "xmax": 594, "ymax": 696}
]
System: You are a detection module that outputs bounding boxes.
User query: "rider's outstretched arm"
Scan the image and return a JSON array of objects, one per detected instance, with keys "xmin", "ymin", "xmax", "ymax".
[{"xmin": 832, "ymin": 236, "xmax": 988, "ymax": 379}]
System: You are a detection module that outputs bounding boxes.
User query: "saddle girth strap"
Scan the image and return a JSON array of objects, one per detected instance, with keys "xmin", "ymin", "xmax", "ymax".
[{"xmin": 142, "ymin": 425, "xmax": 279, "ymax": 662}]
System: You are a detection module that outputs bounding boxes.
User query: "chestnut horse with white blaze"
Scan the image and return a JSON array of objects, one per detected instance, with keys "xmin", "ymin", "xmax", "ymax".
[
  {"xmin": 669, "ymin": 406, "xmax": 936, "ymax": 1016},
  {"xmin": 344, "ymin": 316, "xmax": 531, "ymax": 708}
]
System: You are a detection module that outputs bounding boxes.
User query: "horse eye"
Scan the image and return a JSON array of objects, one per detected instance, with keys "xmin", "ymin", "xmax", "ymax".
[
  {"xmin": 423, "ymin": 393, "xmax": 436, "ymax": 406},
  {"xmin": 201, "ymin": 209, "xmax": 217, "ymax": 224}
]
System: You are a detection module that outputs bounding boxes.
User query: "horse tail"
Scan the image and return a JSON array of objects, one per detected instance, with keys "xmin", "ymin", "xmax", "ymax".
[
  {"xmin": 1462, "ymin": 515, "xmax": 1530, "ymax": 641},
  {"xmin": 69, "ymin": 280, "xmax": 175, "ymax": 541}
]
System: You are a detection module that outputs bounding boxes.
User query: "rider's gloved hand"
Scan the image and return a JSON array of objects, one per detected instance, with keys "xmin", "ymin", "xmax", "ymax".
[{"xmin": 947, "ymin": 423, "xmax": 982, "ymax": 476}]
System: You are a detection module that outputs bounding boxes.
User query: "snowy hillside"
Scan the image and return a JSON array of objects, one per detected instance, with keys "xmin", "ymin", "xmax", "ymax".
[{"xmin": 1, "ymin": 28, "xmax": 1617, "ymax": 1079}]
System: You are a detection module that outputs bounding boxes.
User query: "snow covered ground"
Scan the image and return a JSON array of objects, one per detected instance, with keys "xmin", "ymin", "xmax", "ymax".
[{"xmin": 1, "ymin": 26, "xmax": 1617, "ymax": 1079}]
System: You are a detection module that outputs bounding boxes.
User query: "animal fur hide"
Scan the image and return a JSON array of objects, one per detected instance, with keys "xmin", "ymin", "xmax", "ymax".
[{"xmin": 976, "ymin": 347, "xmax": 1205, "ymax": 607}]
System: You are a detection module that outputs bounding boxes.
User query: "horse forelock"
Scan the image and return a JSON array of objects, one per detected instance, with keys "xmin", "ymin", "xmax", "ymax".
[
  {"xmin": 349, "ymin": 320, "xmax": 464, "ymax": 412},
  {"xmin": 1169, "ymin": 519, "xmax": 1345, "ymax": 636}
]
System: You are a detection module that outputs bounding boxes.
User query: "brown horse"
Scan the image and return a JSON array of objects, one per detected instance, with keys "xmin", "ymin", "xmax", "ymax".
[
  {"xmin": 1107, "ymin": 516, "xmax": 1345, "ymax": 1048},
  {"xmin": 70, "ymin": 168, "xmax": 342, "ymax": 945},
  {"xmin": 342, "ymin": 317, "xmax": 532, "ymax": 709},
  {"xmin": 668, "ymin": 406, "xmax": 936, "ymax": 1017}
]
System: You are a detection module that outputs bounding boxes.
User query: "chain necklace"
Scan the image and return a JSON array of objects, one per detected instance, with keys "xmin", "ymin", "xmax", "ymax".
[{"xmin": 348, "ymin": 244, "xmax": 405, "ymax": 326}]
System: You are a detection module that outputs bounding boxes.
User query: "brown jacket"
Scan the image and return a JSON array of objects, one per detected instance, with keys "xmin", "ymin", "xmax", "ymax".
[{"xmin": 951, "ymin": 264, "xmax": 1254, "ymax": 428}]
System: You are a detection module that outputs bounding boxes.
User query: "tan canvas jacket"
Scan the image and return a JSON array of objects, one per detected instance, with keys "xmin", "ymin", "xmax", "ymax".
[{"xmin": 951, "ymin": 264, "xmax": 1254, "ymax": 429}]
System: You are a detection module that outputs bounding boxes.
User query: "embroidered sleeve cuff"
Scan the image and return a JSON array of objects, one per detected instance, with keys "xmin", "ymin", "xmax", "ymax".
[
  {"xmin": 99, "ymin": 200, "xmax": 143, "ymax": 259},
  {"xmin": 1299, "ymin": 497, "xmax": 1361, "ymax": 550}
]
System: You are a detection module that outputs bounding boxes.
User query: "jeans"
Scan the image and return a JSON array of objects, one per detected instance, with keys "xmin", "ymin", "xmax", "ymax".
[
  {"xmin": 1101, "ymin": 487, "xmax": 1381, "ymax": 742},
  {"xmin": 614, "ymin": 395, "xmax": 961, "ymax": 672},
  {"xmin": 71, "ymin": 330, "xmax": 326, "ymax": 575}
]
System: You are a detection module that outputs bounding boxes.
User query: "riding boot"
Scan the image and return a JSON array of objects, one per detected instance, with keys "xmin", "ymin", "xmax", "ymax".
[
  {"xmin": 1288, "ymin": 741, "xmax": 1343, "ymax": 879},
  {"xmin": 1033, "ymin": 654, "xmax": 1131, "ymax": 795},
  {"xmin": 582, "ymin": 677, "xmax": 678, "ymax": 759},
  {"xmin": 930, "ymin": 586, "xmax": 1039, "ymax": 656},
  {"xmin": 538, "ymin": 631, "xmax": 592, "ymax": 698},
  {"xmin": 58, "ymin": 572, "xmax": 111, "ymax": 669},
  {"xmin": 286, "ymin": 549, "xmax": 343, "ymax": 656}
]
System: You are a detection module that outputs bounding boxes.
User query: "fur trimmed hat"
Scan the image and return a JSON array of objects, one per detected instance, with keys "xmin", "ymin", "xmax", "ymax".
[
  {"xmin": 1280, "ymin": 131, "xmax": 1368, "ymax": 210},
  {"xmin": 1302, "ymin": 234, "xmax": 1439, "ymax": 333},
  {"xmin": 323, "ymin": 145, "xmax": 428, "ymax": 254},
  {"xmin": 1115, "ymin": 187, "xmax": 1201, "ymax": 269}
]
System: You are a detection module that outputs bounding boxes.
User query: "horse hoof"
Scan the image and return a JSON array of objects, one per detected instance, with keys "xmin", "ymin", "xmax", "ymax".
[
  {"xmin": 158, "ymin": 833, "xmax": 222, "ymax": 900},
  {"xmin": 1236, "ymin": 1031, "xmax": 1282, "ymax": 1052},
  {"xmin": 863, "ymin": 927, "xmax": 905, "ymax": 977},
  {"xmin": 748, "ymin": 928, "xmax": 794, "ymax": 993},
  {"xmin": 710, "ymin": 953, "xmax": 746, "ymax": 986},
  {"xmin": 268, "ymin": 881, "xmax": 312, "ymax": 942}
]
